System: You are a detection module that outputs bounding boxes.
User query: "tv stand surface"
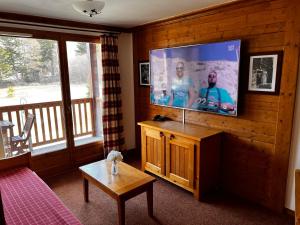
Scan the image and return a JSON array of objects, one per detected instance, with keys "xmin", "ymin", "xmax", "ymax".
[{"xmin": 138, "ymin": 120, "xmax": 223, "ymax": 200}]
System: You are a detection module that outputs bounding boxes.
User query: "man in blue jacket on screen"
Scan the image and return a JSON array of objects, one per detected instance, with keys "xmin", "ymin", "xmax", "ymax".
[
  {"xmin": 169, "ymin": 61, "xmax": 194, "ymax": 108},
  {"xmin": 193, "ymin": 70, "xmax": 235, "ymax": 114}
]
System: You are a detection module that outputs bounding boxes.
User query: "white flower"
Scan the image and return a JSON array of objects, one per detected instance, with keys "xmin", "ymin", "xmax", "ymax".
[{"xmin": 107, "ymin": 150, "xmax": 123, "ymax": 162}]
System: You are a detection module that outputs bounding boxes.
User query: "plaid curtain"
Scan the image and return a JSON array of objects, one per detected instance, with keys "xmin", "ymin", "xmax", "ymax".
[{"xmin": 101, "ymin": 35, "xmax": 124, "ymax": 153}]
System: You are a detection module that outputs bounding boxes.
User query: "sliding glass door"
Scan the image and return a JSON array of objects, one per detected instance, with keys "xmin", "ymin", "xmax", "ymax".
[
  {"xmin": 0, "ymin": 32, "xmax": 103, "ymax": 156},
  {"xmin": 0, "ymin": 36, "xmax": 66, "ymax": 154},
  {"xmin": 66, "ymin": 41, "xmax": 103, "ymax": 146}
]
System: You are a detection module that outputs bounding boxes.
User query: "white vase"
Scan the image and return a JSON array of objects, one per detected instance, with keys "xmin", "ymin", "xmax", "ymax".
[{"xmin": 111, "ymin": 160, "xmax": 118, "ymax": 175}]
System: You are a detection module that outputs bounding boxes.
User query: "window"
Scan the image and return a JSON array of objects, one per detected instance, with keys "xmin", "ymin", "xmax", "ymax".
[
  {"xmin": 66, "ymin": 41, "xmax": 103, "ymax": 146},
  {"xmin": 0, "ymin": 33, "xmax": 103, "ymax": 155},
  {"xmin": 0, "ymin": 36, "xmax": 66, "ymax": 153}
]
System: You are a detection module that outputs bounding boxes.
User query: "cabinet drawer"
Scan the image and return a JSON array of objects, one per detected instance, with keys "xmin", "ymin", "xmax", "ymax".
[
  {"xmin": 144, "ymin": 128, "xmax": 162, "ymax": 139},
  {"xmin": 166, "ymin": 133, "xmax": 197, "ymax": 146}
]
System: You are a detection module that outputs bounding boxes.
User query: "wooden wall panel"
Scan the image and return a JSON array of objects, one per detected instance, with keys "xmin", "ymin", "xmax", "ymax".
[
  {"xmin": 132, "ymin": 0, "xmax": 300, "ymax": 211},
  {"xmin": 31, "ymin": 150, "xmax": 72, "ymax": 178},
  {"xmin": 269, "ymin": 0, "xmax": 300, "ymax": 211},
  {"xmin": 30, "ymin": 142, "xmax": 103, "ymax": 178}
]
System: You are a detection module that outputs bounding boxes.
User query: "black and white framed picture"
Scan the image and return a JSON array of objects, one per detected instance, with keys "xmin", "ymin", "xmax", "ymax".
[
  {"xmin": 139, "ymin": 62, "xmax": 150, "ymax": 86},
  {"xmin": 248, "ymin": 51, "xmax": 283, "ymax": 94}
]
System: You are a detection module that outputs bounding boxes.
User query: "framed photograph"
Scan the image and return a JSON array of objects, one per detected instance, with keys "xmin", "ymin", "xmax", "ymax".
[
  {"xmin": 248, "ymin": 51, "xmax": 283, "ymax": 94},
  {"xmin": 139, "ymin": 62, "xmax": 150, "ymax": 86}
]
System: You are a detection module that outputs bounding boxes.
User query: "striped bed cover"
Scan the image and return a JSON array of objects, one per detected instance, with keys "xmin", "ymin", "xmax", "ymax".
[{"xmin": 0, "ymin": 167, "xmax": 82, "ymax": 225}]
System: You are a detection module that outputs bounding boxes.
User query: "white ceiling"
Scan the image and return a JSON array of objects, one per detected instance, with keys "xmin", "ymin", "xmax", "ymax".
[{"xmin": 0, "ymin": 0, "xmax": 236, "ymax": 28}]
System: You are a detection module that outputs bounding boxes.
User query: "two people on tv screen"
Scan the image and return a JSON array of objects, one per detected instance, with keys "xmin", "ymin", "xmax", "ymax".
[{"xmin": 153, "ymin": 61, "xmax": 235, "ymax": 115}]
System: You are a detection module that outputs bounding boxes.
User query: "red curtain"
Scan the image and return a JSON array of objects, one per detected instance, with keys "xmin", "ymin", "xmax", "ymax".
[{"xmin": 101, "ymin": 35, "xmax": 124, "ymax": 153}]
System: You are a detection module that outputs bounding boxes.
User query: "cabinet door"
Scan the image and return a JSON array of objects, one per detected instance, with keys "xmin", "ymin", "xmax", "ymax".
[
  {"xmin": 141, "ymin": 127, "xmax": 165, "ymax": 176},
  {"xmin": 166, "ymin": 133, "xmax": 195, "ymax": 189}
]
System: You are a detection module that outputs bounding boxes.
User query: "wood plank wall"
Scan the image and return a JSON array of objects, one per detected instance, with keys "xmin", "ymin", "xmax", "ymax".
[
  {"xmin": 31, "ymin": 142, "xmax": 103, "ymax": 178},
  {"xmin": 132, "ymin": 0, "xmax": 300, "ymax": 211}
]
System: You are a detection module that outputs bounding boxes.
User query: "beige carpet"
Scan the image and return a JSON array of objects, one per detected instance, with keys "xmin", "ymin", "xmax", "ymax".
[{"xmin": 46, "ymin": 164, "xmax": 293, "ymax": 225}]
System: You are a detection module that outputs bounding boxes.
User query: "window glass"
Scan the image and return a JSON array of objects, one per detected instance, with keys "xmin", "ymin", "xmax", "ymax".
[{"xmin": 66, "ymin": 41, "xmax": 103, "ymax": 146}]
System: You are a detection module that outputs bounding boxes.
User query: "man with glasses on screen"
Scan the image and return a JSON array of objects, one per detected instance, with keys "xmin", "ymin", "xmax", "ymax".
[
  {"xmin": 169, "ymin": 61, "xmax": 195, "ymax": 108},
  {"xmin": 192, "ymin": 70, "xmax": 235, "ymax": 114}
]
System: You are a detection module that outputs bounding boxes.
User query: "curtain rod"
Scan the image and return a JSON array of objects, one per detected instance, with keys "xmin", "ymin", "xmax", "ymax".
[
  {"xmin": 0, "ymin": 31, "xmax": 33, "ymax": 38},
  {"xmin": 0, "ymin": 19, "xmax": 120, "ymax": 35}
]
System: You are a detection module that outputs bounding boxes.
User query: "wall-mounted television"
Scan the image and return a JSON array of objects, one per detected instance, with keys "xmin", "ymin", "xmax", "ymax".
[{"xmin": 150, "ymin": 40, "xmax": 241, "ymax": 116}]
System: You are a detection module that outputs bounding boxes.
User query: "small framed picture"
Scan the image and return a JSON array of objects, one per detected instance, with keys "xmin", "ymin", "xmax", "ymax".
[
  {"xmin": 248, "ymin": 51, "xmax": 283, "ymax": 94},
  {"xmin": 139, "ymin": 62, "xmax": 150, "ymax": 86}
]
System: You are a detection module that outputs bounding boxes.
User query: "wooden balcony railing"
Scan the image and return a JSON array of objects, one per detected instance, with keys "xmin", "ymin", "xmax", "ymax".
[{"xmin": 0, "ymin": 98, "xmax": 94, "ymax": 148}]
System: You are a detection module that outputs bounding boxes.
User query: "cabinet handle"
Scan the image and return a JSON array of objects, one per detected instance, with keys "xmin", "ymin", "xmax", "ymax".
[
  {"xmin": 170, "ymin": 134, "xmax": 175, "ymax": 140},
  {"xmin": 160, "ymin": 132, "xmax": 164, "ymax": 137}
]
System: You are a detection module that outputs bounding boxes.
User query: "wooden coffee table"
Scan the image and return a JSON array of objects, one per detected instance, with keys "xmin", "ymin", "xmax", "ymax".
[{"xmin": 79, "ymin": 160, "xmax": 156, "ymax": 225}]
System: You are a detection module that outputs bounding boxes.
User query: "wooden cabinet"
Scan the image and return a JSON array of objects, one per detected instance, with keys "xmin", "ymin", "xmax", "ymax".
[{"xmin": 138, "ymin": 120, "xmax": 222, "ymax": 200}]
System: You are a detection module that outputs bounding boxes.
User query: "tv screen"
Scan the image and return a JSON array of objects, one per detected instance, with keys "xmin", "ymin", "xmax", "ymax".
[{"xmin": 150, "ymin": 40, "xmax": 241, "ymax": 116}]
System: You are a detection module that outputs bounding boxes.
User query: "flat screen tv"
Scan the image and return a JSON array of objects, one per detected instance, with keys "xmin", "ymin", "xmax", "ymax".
[{"xmin": 150, "ymin": 39, "xmax": 241, "ymax": 116}]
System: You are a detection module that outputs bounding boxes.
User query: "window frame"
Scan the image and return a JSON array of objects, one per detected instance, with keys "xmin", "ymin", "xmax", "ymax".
[{"xmin": 0, "ymin": 26, "xmax": 103, "ymax": 155}]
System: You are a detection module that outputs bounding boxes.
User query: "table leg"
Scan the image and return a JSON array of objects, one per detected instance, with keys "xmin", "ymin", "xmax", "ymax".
[
  {"xmin": 9, "ymin": 127, "xmax": 14, "ymax": 154},
  {"xmin": 83, "ymin": 178, "xmax": 89, "ymax": 202},
  {"xmin": 147, "ymin": 183, "xmax": 153, "ymax": 217},
  {"xmin": 117, "ymin": 198, "xmax": 125, "ymax": 225}
]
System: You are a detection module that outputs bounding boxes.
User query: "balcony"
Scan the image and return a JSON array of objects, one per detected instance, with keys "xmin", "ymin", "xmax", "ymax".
[{"xmin": 0, "ymin": 98, "xmax": 102, "ymax": 155}]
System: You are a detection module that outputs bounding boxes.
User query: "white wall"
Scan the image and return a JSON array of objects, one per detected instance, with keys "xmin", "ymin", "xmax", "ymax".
[
  {"xmin": 285, "ymin": 61, "xmax": 300, "ymax": 210},
  {"xmin": 118, "ymin": 33, "xmax": 136, "ymax": 150}
]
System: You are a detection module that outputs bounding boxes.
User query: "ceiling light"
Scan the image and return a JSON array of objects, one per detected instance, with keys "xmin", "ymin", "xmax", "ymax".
[{"xmin": 72, "ymin": 0, "xmax": 105, "ymax": 18}]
